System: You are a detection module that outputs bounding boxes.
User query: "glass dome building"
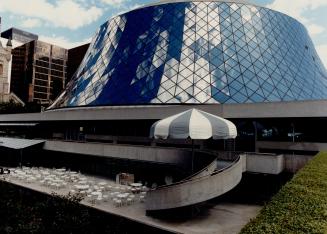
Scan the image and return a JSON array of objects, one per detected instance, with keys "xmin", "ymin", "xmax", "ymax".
[{"xmin": 52, "ymin": 0, "xmax": 327, "ymax": 108}]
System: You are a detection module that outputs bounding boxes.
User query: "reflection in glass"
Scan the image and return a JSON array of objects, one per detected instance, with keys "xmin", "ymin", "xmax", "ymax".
[{"xmin": 51, "ymin": 1, "xmax": 327, "ymax": 108}]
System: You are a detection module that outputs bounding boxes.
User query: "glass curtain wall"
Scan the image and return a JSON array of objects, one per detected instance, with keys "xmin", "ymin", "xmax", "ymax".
[{"xmin": 51, "ymin": 1, "xmax": 327, "ymax": 108}]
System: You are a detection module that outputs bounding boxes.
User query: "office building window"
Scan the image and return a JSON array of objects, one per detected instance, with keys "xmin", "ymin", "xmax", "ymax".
[{"xmin": 0, "ymin": 64, "xmax": 3, "ymax": 76}]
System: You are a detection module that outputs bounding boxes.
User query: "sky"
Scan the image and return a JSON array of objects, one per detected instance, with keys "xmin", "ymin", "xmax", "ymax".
[{"xmin": 0, "ymin": 0, "xmax": 326, "ymax": 67}]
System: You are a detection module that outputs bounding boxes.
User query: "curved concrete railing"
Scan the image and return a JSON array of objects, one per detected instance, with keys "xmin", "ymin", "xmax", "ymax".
[{"xmin": 146, "ymin": 155, "xmax": 243, "ymax": 211}]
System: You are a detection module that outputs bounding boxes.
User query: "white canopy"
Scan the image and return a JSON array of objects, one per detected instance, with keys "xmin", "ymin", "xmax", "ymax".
[
  {"xmin": 0, "ymin": 137, "xmax": 45, "ymax": 150},
  {"xmin": 150, "ymin": 108, "xmax": 237, "ymax": 140}
]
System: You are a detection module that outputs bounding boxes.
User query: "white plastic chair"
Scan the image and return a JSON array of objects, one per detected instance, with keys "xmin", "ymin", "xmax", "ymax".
[
  {"xmin": 102, "ymin": 195, "xmax": 109, "ymax": 202},
  {"xmin": 140, "ymin": 195, "xmax": 145, "ymax": 203},
  {"xmin": 114, "ymin": 199, "xmax": 122, "ymax": 207},
  {"xmin": 127, "ymin": 198, "xmax": 133, "ymax": 205}
]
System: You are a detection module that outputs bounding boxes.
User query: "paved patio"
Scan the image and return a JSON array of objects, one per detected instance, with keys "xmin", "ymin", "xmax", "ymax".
[{"xmin": 1, "ymin": 167, "xmax": 261, "ymax": 234}]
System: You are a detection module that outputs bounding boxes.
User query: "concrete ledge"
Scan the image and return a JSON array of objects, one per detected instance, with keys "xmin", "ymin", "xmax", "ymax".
[
  {"xmin": 243, "ymin": 153, "xmax": 284, "ymax": 175},
  {"xmin": 43, "ymin": 140, "xmax": 192, "ymax": 167},
  {"xmin": 1, "ymin": 100, "xmax": 327, "ymax": 122}
]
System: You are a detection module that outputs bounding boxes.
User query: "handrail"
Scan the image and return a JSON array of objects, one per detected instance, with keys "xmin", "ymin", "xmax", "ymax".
[
  {"xmin": 45, "ymin": 139, "xmax": 197, "ymax": 152},
  {"xmin": 212, "ymin": 156, "xmax": 240, "ymax": 175},
  {"xmin": 179, "ymin": 149, "xmax": 238, "ymax": 181},
  {"xmin": 243, "ymin": 152, "xmax": 279, "ymax": 156},
  {"xmin": 181, "ymin": 157, "xmax": 217, "ymax": 181}
]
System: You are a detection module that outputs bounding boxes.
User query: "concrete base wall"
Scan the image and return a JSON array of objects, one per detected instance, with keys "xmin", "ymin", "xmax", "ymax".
[
  {"xmin": 257, "ymin": 141, "xmax": 327, "ymax": 152},
  {"xmin": 284, "ymin": 154, "xmax": 313, "ymax": 173},
  {"xmin": 255, "ymin": 141, "xmax": 321, "ymax": 173}
]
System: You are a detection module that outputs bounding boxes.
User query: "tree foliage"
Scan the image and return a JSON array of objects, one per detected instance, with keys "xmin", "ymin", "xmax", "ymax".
[{"xmin": 0, "ymin": 101, "xmax": 41, "ymax": 114}]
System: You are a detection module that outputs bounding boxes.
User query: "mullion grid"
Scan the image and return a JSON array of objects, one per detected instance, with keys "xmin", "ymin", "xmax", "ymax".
[{"xmin": 57, "ymin": 1, "xmax": 327, "ymax": 107}]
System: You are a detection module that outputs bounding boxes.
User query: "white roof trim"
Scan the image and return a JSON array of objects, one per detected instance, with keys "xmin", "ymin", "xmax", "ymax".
[
  {"xmin": 0, "ymin": 137, "xmax": 45, "ymax": 150},
  {"xmin": 134, "ymin": 0, "xmax": 261, "ymax": 11}
]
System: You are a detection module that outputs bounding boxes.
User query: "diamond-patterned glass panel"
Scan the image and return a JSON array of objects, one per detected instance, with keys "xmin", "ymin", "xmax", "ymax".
[{"xmin": 51, "ymin": 1, "xmax": 327, "ymax": 108}]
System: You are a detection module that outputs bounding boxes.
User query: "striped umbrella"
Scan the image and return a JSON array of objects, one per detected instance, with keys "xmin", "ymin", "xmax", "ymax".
[{"xmin": 150, "ymin": 108, "xmax": 237, "ymax": 140}]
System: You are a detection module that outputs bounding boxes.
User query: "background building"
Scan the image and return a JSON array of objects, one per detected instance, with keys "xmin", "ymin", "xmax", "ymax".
[
  {"xmin": 0, "ymin": 37, "xmax": 12, "ymax": 102},
  {"xmin": 0, "ymin": 18, "xmax": 24, "ymax": 105},
  {"xmin": 10, "ymin": 40, "xmax": 68, "ymax": 104},
  {"xmin": 67, "ymin": 43, "xmax": 90, "ymax": 83},
  {"xmin": 2, "ymin": 27, "xmax": 38, "ymax": 44},
  {"xmin": 0, "ymin": 17, "xmax": 12, "ymax": 103}
]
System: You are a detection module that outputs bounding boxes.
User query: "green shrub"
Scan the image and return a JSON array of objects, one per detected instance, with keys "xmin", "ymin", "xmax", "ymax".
[
  {"xmin": 0, "ymin": 183, "xmax": 93, "ymax": 233},
  {"xmin": 240, "ymin": 152, "xmax": 327, "ymax": 234},
  {"xmin": 0, "ymin": 101, "xmax": 25, "ymax": 114}
]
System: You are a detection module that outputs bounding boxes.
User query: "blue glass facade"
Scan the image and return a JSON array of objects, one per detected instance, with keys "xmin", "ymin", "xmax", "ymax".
[{"xmin": 52, "ymin": 0, "xmax": 327, "ymax": 108}]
